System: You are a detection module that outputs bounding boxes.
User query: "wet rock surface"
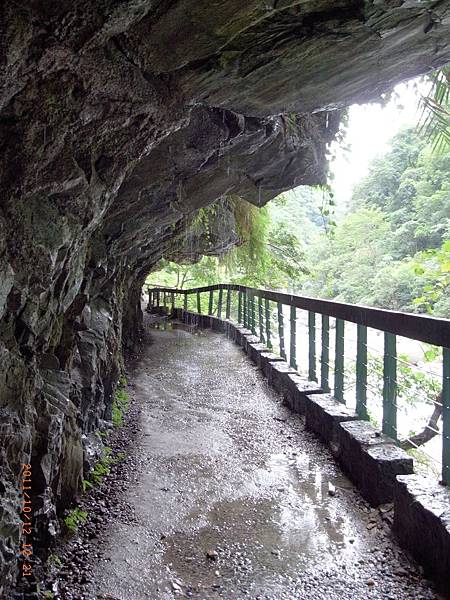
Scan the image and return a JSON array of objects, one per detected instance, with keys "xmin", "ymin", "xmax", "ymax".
[
  {"xmin": 12, "ymin": 353, "xmax": 144, "ymax": 600},
  {"xmin": 52, "ymin": 322, "xmax": 443, "ymax": 600}
]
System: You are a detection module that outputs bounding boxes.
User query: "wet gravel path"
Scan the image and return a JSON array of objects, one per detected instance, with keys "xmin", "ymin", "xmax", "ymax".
[{"xmin": 72, "ymin": 322, "xmax": 443, "ymax": 599}]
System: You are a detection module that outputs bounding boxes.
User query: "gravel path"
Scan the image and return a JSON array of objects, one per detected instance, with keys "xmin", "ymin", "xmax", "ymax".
[{"xmin": 53, "ymin": 320, "xmax": 444, "ymax": 600}]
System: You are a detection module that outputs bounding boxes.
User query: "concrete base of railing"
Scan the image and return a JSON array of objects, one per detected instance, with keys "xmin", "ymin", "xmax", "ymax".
[
  {"xmin": 300, "ymin": 395, "xmax": 413, "ymax": 506},
  {"xmin": 334, "ymin": 421, "xmax": 413, "ymax": 506},
  {"xmin": 394, "ymin": 475, "xmax": 450, "ymax": 590},
  {"xmin": 247, "ymin": 341, "xmax": 270, "ymax": 363},
  {"xmin": 305, "ymin": 393, "xmax": 359, "ymax": 446}
]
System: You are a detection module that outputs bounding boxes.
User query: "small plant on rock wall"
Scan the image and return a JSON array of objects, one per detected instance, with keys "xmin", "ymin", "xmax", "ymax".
[
  {"xmin": 36, "ymin": 583, "xmax": 55, "ymax": 599},
  {"xmin": 90, "ymin": 446, "xmax": 113, "ymax": 485},
  {"xmin": 83, "ymin": 446, "xmax": 126, "ymax": 491},
  {"xmin": 64, "ymin": 507, "xmax": 87, "ymax": 534},
  {"xmin": 46, "ymin": 553, "xmax": 62, "ymax": 568},
  {"xmin": 111, "ymin": 380, "xmax": 130, "ymax": 427},
  {"xmin": 82, "ymin": 478, "xmax": 93, "ymax": 492},
  {"xmin": 115, "ymin": 451, "xmax": 126, "ymax": 463}
]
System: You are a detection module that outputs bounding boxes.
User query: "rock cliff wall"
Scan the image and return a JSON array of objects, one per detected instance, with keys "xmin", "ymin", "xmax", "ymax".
[{"xmin": 1, "ymin": 0, "xmax": 450, "ymax": 593}]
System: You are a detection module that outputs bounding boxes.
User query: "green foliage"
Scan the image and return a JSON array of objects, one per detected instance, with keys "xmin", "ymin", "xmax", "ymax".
[
  {"xmin": 315, "ymin": 185, "xmax": 338, "ymax": 236},
  {"xmin": 147, "ymin": 190, "xmax": 314, "ymax": 292},
  {"xmin": 83, "ymin": 446, "xmax": 126, "ymax": 491},
  {"xmin": 111, "ymin": 384, "xmax": 130, "ymax": 428},
  {"xmin": 221, "ymin": 220, "xmax": 307, "ymax": 289},
  {"xmin": 90, "ymin": 447, "xmax": 113, "ymax": 485},
  {"xmin": 228, "ymin": 195, "xmax": 267, "ymax": 250},
  {"xmin": 46, "ymin": 553, "xmax": 62, "ymax": 568},
  {"xmin": 90, "ymin": 459, "xmax": 111, "ymax": 485},
  {"xmin": 304, "ymin": 128, "xmax": 450, "ymax": 316},
  {"xmin": 64, "ymin": 508, "xmax": 87, "ymax": 534},
  {"xmin": 82, "ymin": 479, "xmax": 93, "ymax": 492},
  {"xmin": 412, "ymin": 240, "xmax": 450, "ymax": 314},
  {"xmin": 418, "ymin": 66, "xmax": 450, "ymax": 153},
  {"xmin": 366, "ymin": 352, "xmax": 440, "ymax": 407},
  {"xmin": 302, "ymin": 207, "xmax": 390, "ymax": 303}
]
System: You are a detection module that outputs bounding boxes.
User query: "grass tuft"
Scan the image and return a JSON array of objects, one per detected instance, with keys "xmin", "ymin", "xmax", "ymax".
[
  {"xmin": 111, "ymin": 383, "xmax": 130, "ymax": 428},
  {"xmin": 64, "ymin": 508, "xmax": 87, "ymax": 534}
]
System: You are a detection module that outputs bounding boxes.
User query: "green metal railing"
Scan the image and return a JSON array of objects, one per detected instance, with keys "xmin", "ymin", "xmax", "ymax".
[{"xmin": 147, "ymin": 283, "xmax": 450, "ymax": 486}]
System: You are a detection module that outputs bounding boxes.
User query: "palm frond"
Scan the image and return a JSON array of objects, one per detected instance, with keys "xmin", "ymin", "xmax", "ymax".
[{"xmin": 418, "ymin": 67, "xmax": 450, "ymax": 153}]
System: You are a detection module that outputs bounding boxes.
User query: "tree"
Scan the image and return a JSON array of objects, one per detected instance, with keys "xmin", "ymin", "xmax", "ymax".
[
  {"xmin": 413, "ymin": 239, "xmax": 450, "ymax": 316},
  {"xmin": 302, "ymin": 207, "xmax": 390, "ymax": 303}
]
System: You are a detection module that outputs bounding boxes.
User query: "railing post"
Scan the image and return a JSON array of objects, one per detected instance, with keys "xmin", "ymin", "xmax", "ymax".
[
  {"xmin": 335, "ymin": 319, "xmax": 345, "ymax": 403},
  {"xmin": 171, "ymin": 292, "xmax": 175, "ymax": 314},
  {"xmin": 356, "ymin": 324, "xmax": 368, "ymax": 419},
  {"xmin": 148, "ymin": 289, "xmax": 152, "ymax": 309},
  {"xmin": 183, "ymin": 292, "xmax": 187, "ymax": 311},
  {"xmin": 208, "ymin": 290, "xmax": 214, "ymax": 316},
  {"xmin": 277, "ymin": 302, "xmax": 286, "ymax": 360},
  {"xmin": 265, "ymin": 297, "xmax": 272, "ymax": 350},
  {"xmin": 238, "ymin": 291, "xmax": 243, "ymax": 324},
  {"xmin": 218, "ymin": 287, "xmax": 223, "ymax": 319},
  {"xmin": 442, "ymin": 347, "xmax": 450, "ymax": 485},
  {"xmin": 308, "ymin": 312, "xmax": 316, "ymax": 381},
  {"xmin": 243, "ymin": 291, "xmax": 248, "ymax": 328},
  {"xmin": 163, "ymin": 291, "xmax": 167, "ymax": 308},
  {"xmin": 258, "ymin": 295, "xmax": 265, "ymax": 344},
  {"xmin": 226, "ymin": 287, "xmax": 231, "ymax": 320},
  {"xmin": 197, "ymin": 290, "xmax": 201, "ymax": 314},
  {"xmin": 156, "ymin": 290, "xmax": 160, "ymax": 308},
  {"xmin": 383, "ymin": 332, "xmax": 397, "ymax": 440},
  {"xmin": 289, "ymin": 305, "xmax": 297, "ymax": 370},
  {"xmin": 321, "ymin": 314, "xmax": 330, "ymax": 393},
  {"xmin": 250, "ymin": 292, "xmax": 256, "ymax": 335}
]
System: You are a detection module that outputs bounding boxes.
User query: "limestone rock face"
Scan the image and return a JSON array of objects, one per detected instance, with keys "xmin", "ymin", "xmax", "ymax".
[{"xmin": 1, "ymin": 0, "xmax": 450, "ymax": 593}]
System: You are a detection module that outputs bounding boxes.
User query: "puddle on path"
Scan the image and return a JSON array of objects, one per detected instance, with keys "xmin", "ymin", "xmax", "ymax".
[{"xmin": 160, "ymin": 449, "xmax": 366, "ymax": 599}]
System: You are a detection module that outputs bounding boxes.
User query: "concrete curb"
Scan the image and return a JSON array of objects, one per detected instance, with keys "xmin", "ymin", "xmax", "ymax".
[
  {"xmin": 394, "ymin": 474, "xmax": 450, "ymax": 590},
  {"xmin": 304, "ymin": 393, "xmax": 359, "ymax": 446},
  {"xmin": 335, "ymin": 420, "xmax": 413, "ymax": 506}
]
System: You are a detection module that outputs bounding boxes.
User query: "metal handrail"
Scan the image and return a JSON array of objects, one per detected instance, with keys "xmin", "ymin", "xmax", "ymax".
[
  {"xmin": 147, "ymin": 283, "xmax": 450, "ymax": 486},
  {"xmin": 148, "ymin": 283, "xmax": 450, "ymax": 347}
]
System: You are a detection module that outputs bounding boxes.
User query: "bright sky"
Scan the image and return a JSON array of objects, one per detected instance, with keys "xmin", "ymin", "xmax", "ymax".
[{"xmin": 330, "ymin": 78, "xmax": 428, "ymax": 206}]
